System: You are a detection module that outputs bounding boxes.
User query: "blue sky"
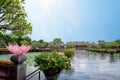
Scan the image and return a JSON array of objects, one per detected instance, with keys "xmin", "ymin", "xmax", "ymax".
[{"xmin": 25, "ymin": 0, "xmax": 120, "ymax": 42}]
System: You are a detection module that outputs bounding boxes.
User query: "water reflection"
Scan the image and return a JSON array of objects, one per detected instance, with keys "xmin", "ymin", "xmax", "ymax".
[
  {"xmin": 58, "ymin": 50, "xmax": 120, "ymax": 80},
  {"xmin": 75, "ymin": 50, "xmax": 120, "ymax": 63},
  {"xmin": 109, "ymin": 53, "xmax": 116, "ymax": 63},
  {"xmin": 99, "ymin": 53, "xmax": 106, "ymax": 60},
  {"xmin": 63, "ymin": 67, "xmax": 74, "ymax": 76}
]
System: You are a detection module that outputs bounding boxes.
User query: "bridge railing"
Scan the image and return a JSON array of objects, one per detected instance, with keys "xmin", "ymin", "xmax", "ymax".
[{"xmin": 26, "ymin": 68, "xmax": 40, "ymax": 80}]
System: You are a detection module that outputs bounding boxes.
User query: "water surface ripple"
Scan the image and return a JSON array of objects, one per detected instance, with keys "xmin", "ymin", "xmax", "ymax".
[{"xmin": 58, "ymin": 50, "xmax": 120, "ymax": 80}]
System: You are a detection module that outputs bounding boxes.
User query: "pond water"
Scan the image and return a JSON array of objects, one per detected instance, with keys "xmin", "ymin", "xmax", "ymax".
[
  {"xmin": 0, "ymin": 50, "xmax": 120, "ymax": 80},
  {"xmin": 58, "ymin": 50, "xmax": 120, "ymax": 80}
]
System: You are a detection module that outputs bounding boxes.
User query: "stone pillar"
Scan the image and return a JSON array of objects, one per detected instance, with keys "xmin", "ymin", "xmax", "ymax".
[
  {"xmin": 9, "ymin": 54, "xmax": 27, "ymax": 80},
  {"xmin": 9, "ymin": 64, "xmax": 26, "ymax": 80}
]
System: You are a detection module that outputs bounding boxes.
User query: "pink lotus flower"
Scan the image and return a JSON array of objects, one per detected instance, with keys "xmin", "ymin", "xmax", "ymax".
[{"xmin": 6, "ymin": 44, "xmax": 31, "ymax": 55}]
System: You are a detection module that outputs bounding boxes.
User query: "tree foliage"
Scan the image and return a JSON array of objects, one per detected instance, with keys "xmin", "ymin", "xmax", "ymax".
[
  {"xmin": 98, "ymin": 40, "xmax": 106, "ymax": 48},
  {"xmin": 114, "ymin": 39, "xmax": 120, "ymax": 46},
  {"xmin": 31, "ymin": 41, "xmax": 41, "ymax": 49},
  {"xmin": 0, "ymin": 0, "xmax": 32, "ymax": 36},
  {"xmin": 65, "ymin": 43, "xmax": 75, "ymax": 48},
  {"xmin": 48, "ymin": 38, "xmax": 64, "ymax": 48},
  {"xmin": 105, "ymin": 42, "xmax": 119, "ymax": 49},
  {"xmin": 31, "ymin": 40, "xmax": 48, "ymax": 49},
  {"xmin": 0, "ymin": 32, "xmax": 31, "ymax": 45}
]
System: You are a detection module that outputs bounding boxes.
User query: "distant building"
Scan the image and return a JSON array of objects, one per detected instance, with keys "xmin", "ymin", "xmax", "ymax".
[{"xmin": 66, "ymin": 41, "xmax": 89, "ymax": 50}]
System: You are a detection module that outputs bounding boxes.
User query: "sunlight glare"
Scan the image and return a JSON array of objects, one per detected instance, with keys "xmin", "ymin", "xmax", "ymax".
[
  {"xmin": 42, "ymin": 0, "xmax": 49, "ymax": 13},
  {"xmin": 79, "ymin": 64, "xmax": 87, "ymax": 69}
]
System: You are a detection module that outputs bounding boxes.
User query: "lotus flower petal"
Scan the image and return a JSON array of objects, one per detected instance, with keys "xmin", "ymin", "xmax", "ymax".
[
  {"xmin": 20, "ymin": 44, "xmax": 31, "ymax": 54},
  {"xmin": 6, "ymin": 44, "xmax": 31, "ymax": 55}
]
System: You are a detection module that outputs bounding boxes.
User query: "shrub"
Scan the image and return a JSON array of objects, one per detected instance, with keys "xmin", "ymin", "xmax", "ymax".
[
  {"xmin": 34, "ymin": 51, "xmax": 71, "ymax": 73},
  {"xmin": 63, "ymin": 48, "xmax": 75, "ymax": 57},
  {"xmin": 107, "ymin": 49, "xmax": 117, "ymax": 53},
  {"xmin": 98, "ymin": 49, "xmax": 106, "ymax": 53}
]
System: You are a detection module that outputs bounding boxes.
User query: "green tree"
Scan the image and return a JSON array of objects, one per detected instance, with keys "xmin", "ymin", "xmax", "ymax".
[
  {"xmin": 22, "ymin": 36, "xmax": 31, "ymax": 42},
  {"xmin": 31, "ymin": 40, "xmax": 48, "ymax": 49},
  {"xmin": 47, "ymin": 38, "xmax": 64, "ymax": 48},
  {"xmin": 0, "ymin": 32, "xmax": 15, "ymax": 44},
  {"xmin": 0, "ymin": 32, "xmax": 31, "ymax": 45},
  {"xmin": 89, "ymin": 42, "xmax": 97, "ymax": 48},
  {"xmin": 105, "ymin": 42, "xmax": 119, "ymax": 49},
  {"xmin": 0, "ymin": 33, "xmax": 5, "ymax": 47},
  {"xmin": 38, "ymin": 39, "xmax": 48, "ymax": 48},
  {"xmin": 31, "ymin": 41, "xmax": 41, "ymax": 49},
  {"xmin": 38, "ymin": 39, "xmax": 44, "ymax": 43},
  {"xmin": 98, "ymin": 40, "xmax": 106, "ymax": 48},
  {"xmin": 40, "ymin": 42, "xmax": 48, "ymax": 48},
  {"xmin": 19, "ymin": 36, "xmax": 31, "ymax": 45},
  {"xmin": 114, "ymin": 39, "xmax": 120, "ymax": 47},
  {"xmin": 47, "ymin": 42, "xmax": 54, "ymax": 48},
  {"xmin": 65, "ymin": 42, "xmax": 75, "ymax": 48},
  {"xmin": 54, "ymin": 38, "xmax": 64, "ymax": 48},
  {"xmin": 0, "ymin": 0, "xmax": 32, "ymax": 36}
]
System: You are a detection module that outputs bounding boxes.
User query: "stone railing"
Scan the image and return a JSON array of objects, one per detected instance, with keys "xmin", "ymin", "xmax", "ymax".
[{"xmin": 0, "ymin": 55, "xmax": 27, "ymax": 80}]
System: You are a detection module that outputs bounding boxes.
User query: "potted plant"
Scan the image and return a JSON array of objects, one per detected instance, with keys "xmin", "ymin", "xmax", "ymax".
[{"xmin": 34, "ymin": 51, "xmax": 71, "ymax": 80}]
